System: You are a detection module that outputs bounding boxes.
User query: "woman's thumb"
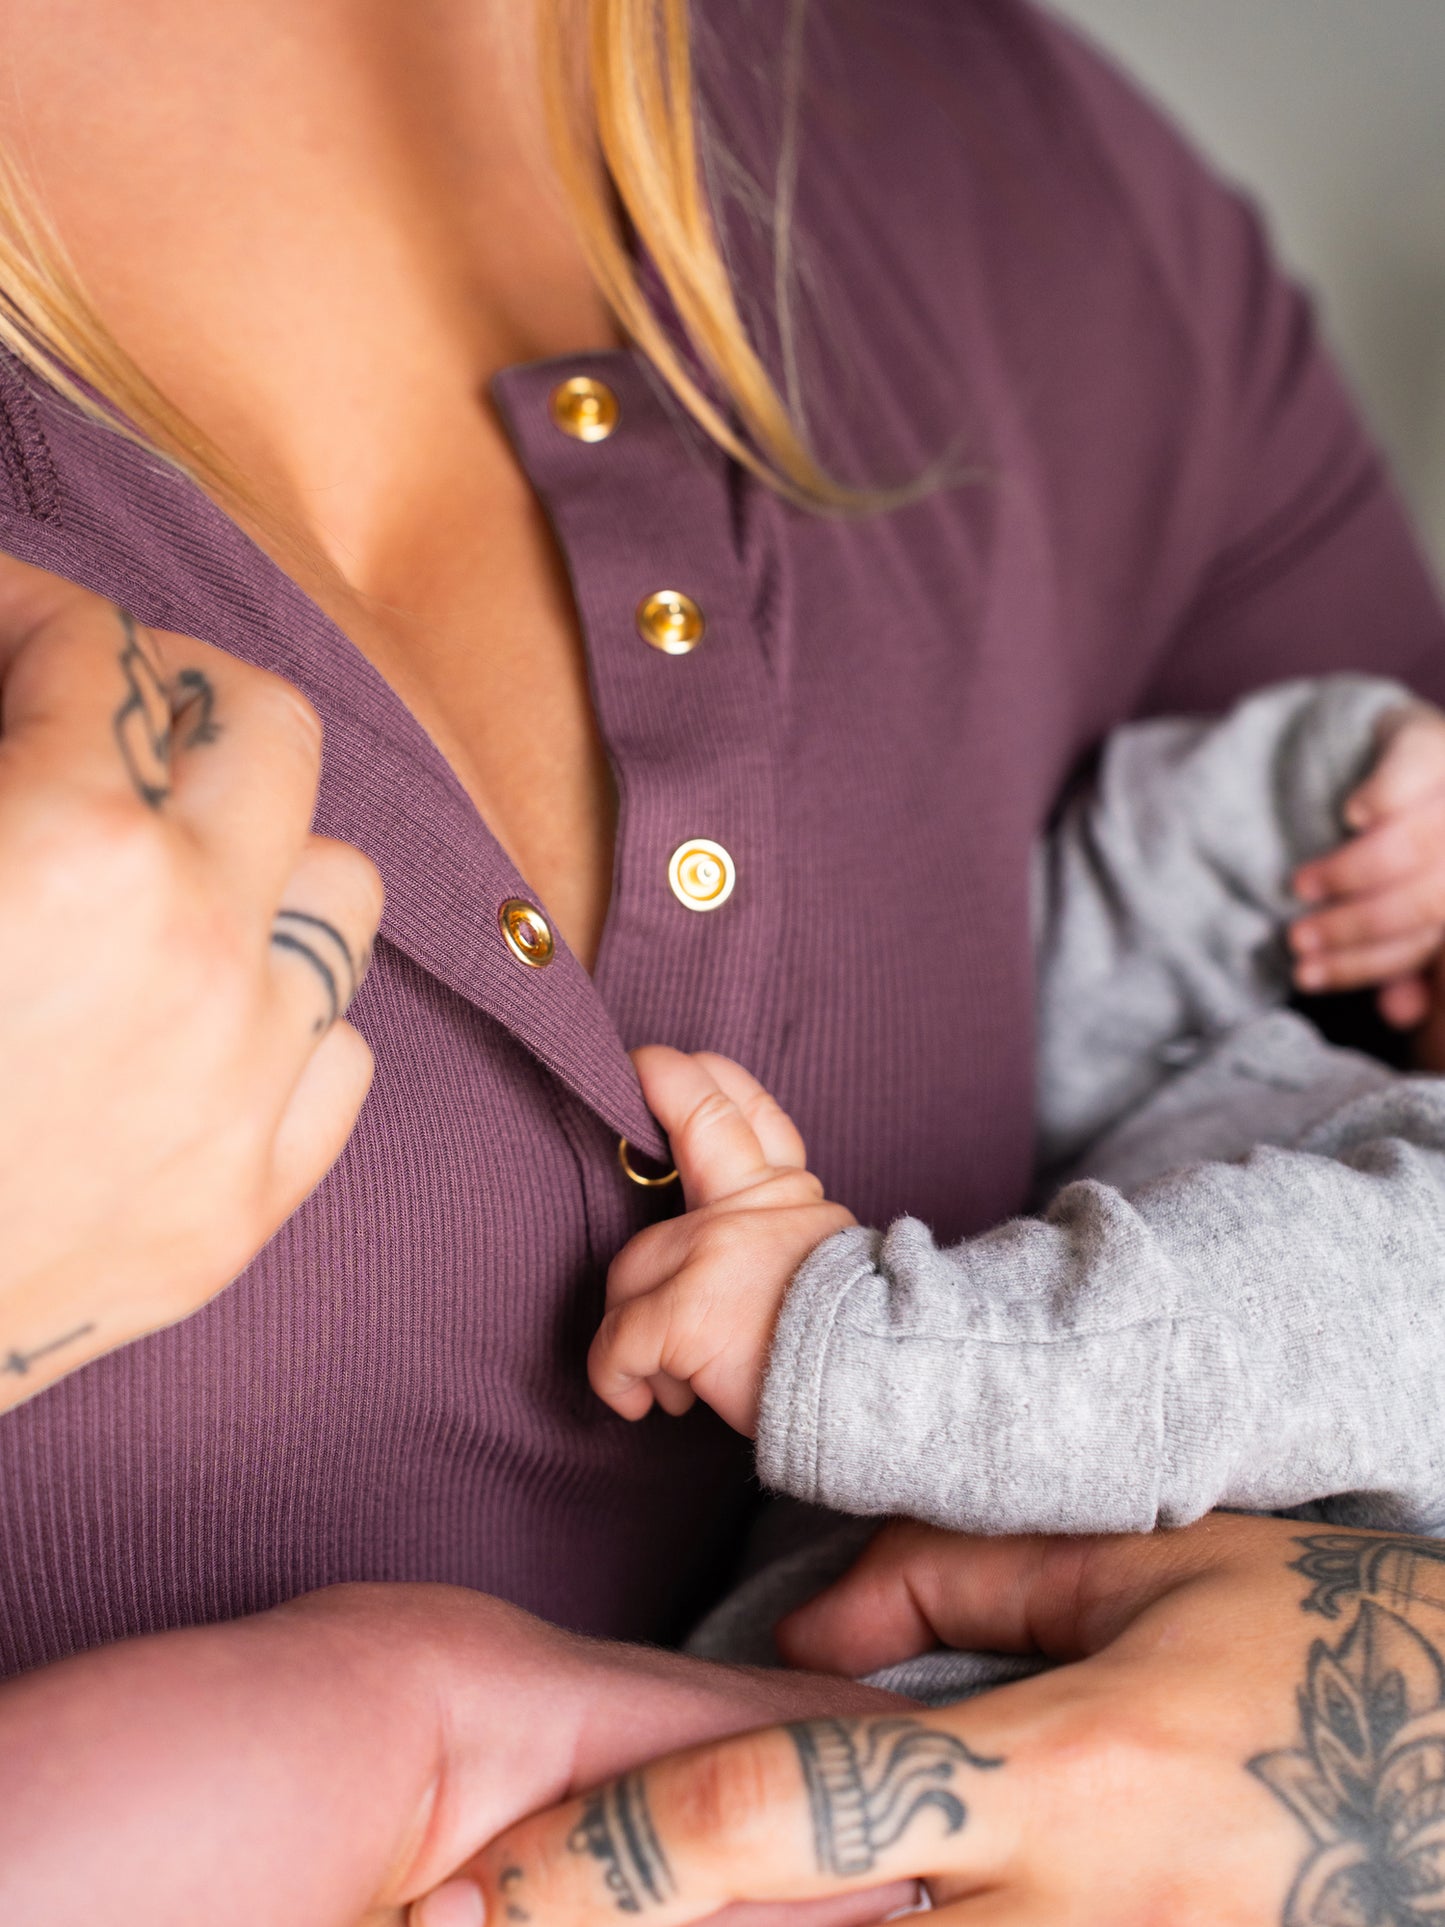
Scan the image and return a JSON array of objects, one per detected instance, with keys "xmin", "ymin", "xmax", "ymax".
[{"xmin": 776, "ymin": 1519, "xmax": 1233, "ymax": 1677}]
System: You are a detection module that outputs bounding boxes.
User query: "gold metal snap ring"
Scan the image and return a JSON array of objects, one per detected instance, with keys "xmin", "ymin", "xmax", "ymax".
[{"xmin": 617, "ymin": 1137, "xmax": 679, "ymax": 1188}]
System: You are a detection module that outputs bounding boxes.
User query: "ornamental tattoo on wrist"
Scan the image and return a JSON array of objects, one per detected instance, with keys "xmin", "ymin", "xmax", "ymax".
[{"xmin": 1251, "ymin": 1534, "xmax": 1445, "ymax": 1927}]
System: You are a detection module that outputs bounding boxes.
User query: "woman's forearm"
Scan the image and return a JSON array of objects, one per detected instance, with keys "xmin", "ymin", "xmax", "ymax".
[
  {"xmin": 0, "ymin": 1578, "xmax": 912, "ymax": 1927},
  {"xmin": 0, "ymin": 1585, "xmax": 452, "ymax": 1927}
]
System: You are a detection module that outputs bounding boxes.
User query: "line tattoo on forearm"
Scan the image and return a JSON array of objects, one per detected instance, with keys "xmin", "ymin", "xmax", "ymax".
[
  {"xmin": 789, "ymin": 1717, "xmax": 1002, "ymax": 1878},
  {"xmin": 2, "ymin": 1323, "xmax": 96, "ymax": 1377},
  {"xmin": 567, "ymin": 1772, "xmax": 674, "ymax": 1914},
  {"xmin": 1251, "ymin": 1534, "xmax": 1445, "ymax": 1926}
]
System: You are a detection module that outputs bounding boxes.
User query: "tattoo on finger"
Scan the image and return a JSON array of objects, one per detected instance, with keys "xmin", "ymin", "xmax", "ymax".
[
  {"xmin": 790, "ymin": 1718, "xmax": 1002, "ymax": 1878},
  {"xmin": 567, "ymin": 1772, "xmax": 674, "ymax": 1914},
  {"xmin": 270, "ymin": 910, "xmax": 360, "ymax": 1034},
  {"xmin": 499, "ymin": 1866, "xmax": 531, "ymax": 1923}
]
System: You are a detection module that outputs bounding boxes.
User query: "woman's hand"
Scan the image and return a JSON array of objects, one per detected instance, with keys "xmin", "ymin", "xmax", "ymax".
[
  {"xmin": 1292, "ymin": 699, "xmax": 1445, "ymax": 1025},
  {"xmin": 455, "ymin": 1514, "xmax": 1445, "ymax": 1926},
  {"xmin": 0, "ymin": 554, "xmax": 382, "ymax": 1408},
  {"xmin": 0, "ymin": 1567, "xmax": 918, "ymax": 1927}
]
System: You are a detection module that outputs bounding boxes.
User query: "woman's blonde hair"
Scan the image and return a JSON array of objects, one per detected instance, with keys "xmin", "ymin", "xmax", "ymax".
[{"xmin": 0, "ymin": 0, "xmax": 855, "ymax": 531}]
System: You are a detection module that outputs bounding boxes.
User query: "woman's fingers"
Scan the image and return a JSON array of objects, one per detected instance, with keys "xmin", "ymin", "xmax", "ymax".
[
  {"xmin": 469, "ymin": 1713, "xmax": 1011, "ymax": 1927},
  {"xmin": 0, "ymin": 557, "xmax": 386, "ymax": 1404},
  {"xmin": 1291, "ymin": 868, "xmax": 1445, "ymax": 962},
  {"xmin": 631, "ymin": 1047, "xmax": 797, "ymax": 1207},
  {"xmin": 0, "ymin": 593, "xmax": 176, "ymax": 807},
  {"xmin": 267, "ymin": 835, "xmax": 383, "ymax": 1050},
  {"xmin": 1296, "ymin": 804, "xmax": 1445, "ymax": 904},
  {"xmin": 0, "ymin": 584, "xmax": 331, "ymax": 908},
  {"xmin": 777, "ymin": 1517, "xmax": 1268, "ymax": 1678},
  {"xmin": 163, "ymin": 642, "xmax": 330, "ymax": 901},
  {"xmin": 266, "ymin": 1019, "xmax": 375, "ymax": 1225}
]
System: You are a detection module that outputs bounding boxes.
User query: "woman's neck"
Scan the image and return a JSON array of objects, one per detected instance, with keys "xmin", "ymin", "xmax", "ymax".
[
  {"xmin": 0, "ymin": 0, "xmax": 628, "ymax": 967},
  {"xmin": 0, "ymin": 0, "xmax": 617, "ymax": 586}
]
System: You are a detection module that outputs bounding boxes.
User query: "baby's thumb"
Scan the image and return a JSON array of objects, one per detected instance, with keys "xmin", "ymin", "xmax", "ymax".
[{"xmin": 630, "ymin": 1045, "xmax": 772, "ymax": 1207}]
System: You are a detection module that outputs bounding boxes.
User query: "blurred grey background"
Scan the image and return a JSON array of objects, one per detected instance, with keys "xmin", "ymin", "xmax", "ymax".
[{"xmin": 1047, "ymin": 0, "xmax": 1445, "ymax": 579}]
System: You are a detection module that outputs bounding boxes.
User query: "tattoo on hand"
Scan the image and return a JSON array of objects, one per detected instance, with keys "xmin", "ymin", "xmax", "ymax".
[
  {"xmin": 1251, "ymin": 1535, "xmax": 1445, "ymax": 1925},
  {"xmin": 111, "ymin": 609, "xmax": 220, "ymax": 808},
  {"xmin": 1290, "ymin": 1533, "xmax": 1445, "ymax": 1622},
  {"xmin": 790, "ymin": 1717, "xmax": 1002, "ymax": 1878},
  {"xmin": 2, "ymin": 1323, "xmax": 96, "ymax": 1378},
  {"xmin": 498, "ymin": 1866, "xmax": 530, "ymax": 1923},
  {"xmin": 567, "ymin": 1772, "xmax": 674, "ymax": 1914},
  {"xmin": 113, "ymin": 611, "xmax": 172, "ymax": 808},
  {"xmin": 171, "ymin": 666, "xmax": 220, "ymax": 749},
  {"xmin": 270, "ymin": 911, "xmax": 360, "ymax": 1034}
]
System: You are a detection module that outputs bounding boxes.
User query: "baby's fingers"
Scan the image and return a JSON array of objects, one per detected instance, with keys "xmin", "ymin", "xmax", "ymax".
[
  {"xmin": 1343, "ymin": 704, "xmax": 1445, "ymax": 829},
  {"xmin": 1379, "ymin": 972, "xmax": 1432, "ymax": 1030},
  {"xmin": 1295, "ymin": 799, "xmax": 1445, "ymax": 906},
  {"xmin": 1292, "ymin": 929, "xmax": 1439, "ymax": 996},
  {"xmin": 589, "ymin": 1278, "xmax": 706, "ymax": 1421},
  {"xmin": 690, "ymin": 1052, "xmax": 808, "ymax": 1169},
  {"xmin": 1290, "ymin": 879, "xmax": 1443, "ymax": 987},
  {"xmin": 632, "ymin": 1047, "xmax": 775, "ymax": 1208}
]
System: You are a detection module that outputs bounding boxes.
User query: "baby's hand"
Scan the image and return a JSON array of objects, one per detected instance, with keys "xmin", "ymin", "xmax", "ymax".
[
  {"xmin": 591, "ymin": 1047, "xmax": 854, "ymax": 1436},
  {"xmin": 1291, "ymin": 701, "xmax": 1445, "ymax": 1026}
]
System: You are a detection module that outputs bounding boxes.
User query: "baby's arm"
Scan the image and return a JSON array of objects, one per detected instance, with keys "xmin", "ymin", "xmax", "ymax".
[
  {"xmin": 601, "ymin": 1045, "xmax": 1445, "ymax": 1542},
  {"xmin": 1035, "ymin": 674, "xmax": 1416, "ymax": 1172}
]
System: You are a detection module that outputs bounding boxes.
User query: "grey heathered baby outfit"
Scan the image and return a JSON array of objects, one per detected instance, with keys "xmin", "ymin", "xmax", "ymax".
[{"xmin": 690, "ymin": 675, "xmax": 1445, "ymax": 1695}]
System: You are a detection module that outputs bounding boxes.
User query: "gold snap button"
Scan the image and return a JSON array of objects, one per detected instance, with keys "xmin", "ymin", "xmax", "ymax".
[
  {"xmin": 667, "ymin": 838, "xmax": 736, "ymax": 912},
  {"xmin": 550, "ymin": 375, "xmax": 620, "ymax": 443},
  {"xmin": 636, "ymin": 590, "xmax": 705, "ymax": 656},
  {"xmin": 617, "ymin": 1138, "xmax": 679, "ymax": 1188},
  {"xmin": 498, "ymin": 898, "xmax": 556, "ymax": 968}
]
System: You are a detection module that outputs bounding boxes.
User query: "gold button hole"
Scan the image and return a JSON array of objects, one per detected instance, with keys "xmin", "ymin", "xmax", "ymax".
[
  {"xmin": 498, "ymin": 898, "xmax": 556, "ymax": 968},
  {"xmin": 637, "ymin": 590, "xmax": 705, "ymax": 656}
]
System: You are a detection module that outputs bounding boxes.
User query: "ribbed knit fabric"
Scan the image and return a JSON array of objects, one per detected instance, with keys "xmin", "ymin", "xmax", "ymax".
[{"xmin": 0, "ymin": 0, "xmax": 1443, "ymax": 1675}]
